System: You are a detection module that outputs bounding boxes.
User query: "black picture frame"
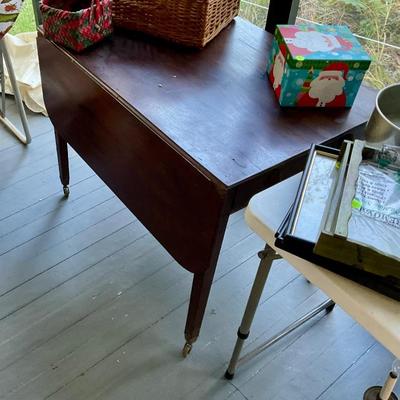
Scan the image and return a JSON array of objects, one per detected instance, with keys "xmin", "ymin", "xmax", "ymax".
[{"xmin": 275, "ymin": 144, "xmax": 400, "ymax": 301}]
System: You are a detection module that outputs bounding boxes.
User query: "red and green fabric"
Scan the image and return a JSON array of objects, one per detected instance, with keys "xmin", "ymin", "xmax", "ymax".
[{"xmin": 40, "ymin": 0, "xmax": 113, "ymax": 52}]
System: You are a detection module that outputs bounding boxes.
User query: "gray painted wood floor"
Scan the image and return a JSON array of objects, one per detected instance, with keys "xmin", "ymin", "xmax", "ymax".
[{"xmin": 0, "ymin": 102, "xmax": 397, "ymax": 400}]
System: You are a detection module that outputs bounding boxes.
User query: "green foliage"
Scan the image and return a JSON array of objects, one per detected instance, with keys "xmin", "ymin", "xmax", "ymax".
[
  {"xmin": 299, "ymin": 0, "xmax": 400, "ymax": 88},
  {"xmin": 240, "ymin": 0, "xmax": 400, "ymax": 89},
  {"xmin": 337, "ymin": 0, "xmax": 364, "ymax": 9},
  {"xmin": 10, "ymin": 0, "xmax": 36, "ymax": 35}
]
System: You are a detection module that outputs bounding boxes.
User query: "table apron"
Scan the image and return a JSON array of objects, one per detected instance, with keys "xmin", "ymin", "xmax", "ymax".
[{"xmin": 230, "ymin": 122, "xmax": 366, "ymax": 212}]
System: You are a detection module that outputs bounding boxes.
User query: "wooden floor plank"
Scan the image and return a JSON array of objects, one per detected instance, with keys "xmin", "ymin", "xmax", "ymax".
[
  {"xmin": 0, "ymin": 186, "xmax": 117, "ymax": 255},
  {"xmin": 0, "ymin": 151, "xmax": 78, "ymax": 191},
  {"xmin": 0, "ymin": 195, "xmax": 127, "ymax": 264},
  {"xmin": 0, "ymin": 174, "xmax": 104, "ymax": 238},
  {"xmin": 0, "ymin": 208, "xmax": 135, "ymax": 296},
  {"xmin": 220, "ymin": 216, "xmax": 253, "ymax": 251},
  {"xmin": 0, "ymin": 216, "xmax": 256, "ymax": 366},
  {"xmin": 40, "ymin": 261, "xmax": 310, "ymax": 400},
  {"xmin": 236, "ymin": 308, "xmax": 377, "ymax": 400},
  {"xmin": 0, "ymin": 157, "xmax": 91, "ymax": 221},
  {"xmin": 0, "ymin": 126, "xmax": 79, "ymax": 191},
  {"xmin": 0, "ymin": 101, "xmax": 53, "ymax": 152},
  {"xmin": 1, "ymin": 214, "xmax": 251, "ymax": 327},
  {"xmin": 0, "ymin": 132, "xmax": 54, "ymax": 170},
  {"xmin": 318, "ymin": 344, "xmax": 395, "ymax": 400},
  {"xmin": 0, "ymin": 222, "xmax": 263, "ymax": 399},
  {"xmin": 0, "ymin": 229, "xmax": 159, "ymax": 372},
  {"xmin": 224, "ymin": 390, "xmax": 248, "ymax": 400},
  {"xmin": 0, "ymin": 111, "xmax": 395, "ymax": 400},
  {"xmin": 0, "ymin": 225, "xmax": 155, "ymax": 328}
]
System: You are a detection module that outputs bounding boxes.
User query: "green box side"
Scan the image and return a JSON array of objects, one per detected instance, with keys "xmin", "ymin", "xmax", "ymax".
[{"xmin": 278, "ymin": 67, "xmax": 296, "ymax": 106}]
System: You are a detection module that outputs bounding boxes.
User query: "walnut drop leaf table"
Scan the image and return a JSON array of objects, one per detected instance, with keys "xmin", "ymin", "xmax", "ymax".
[{"xmin": 36, "ymin": 17, "xmax": 376, "ymax": 355}]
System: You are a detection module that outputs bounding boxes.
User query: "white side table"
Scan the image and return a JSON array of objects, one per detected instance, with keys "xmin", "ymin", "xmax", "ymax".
[{"xmin": 225, "ymin": 173, "xmax": 400, "ymax": 398}]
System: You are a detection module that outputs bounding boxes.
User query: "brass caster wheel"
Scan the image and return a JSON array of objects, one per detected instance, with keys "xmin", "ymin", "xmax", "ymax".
[
  {"xmin": 63, "ymin": 186, "xmax": 70, "ymax": 197},
  {"xmin": 182, "ymin": 342, "xmax": 192, "ymax": 358}
]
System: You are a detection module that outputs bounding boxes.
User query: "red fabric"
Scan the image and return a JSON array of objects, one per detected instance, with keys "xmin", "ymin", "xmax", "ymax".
[{"xmin": 40, "ymin": 0, "xmax": 113, "ymax": 52}]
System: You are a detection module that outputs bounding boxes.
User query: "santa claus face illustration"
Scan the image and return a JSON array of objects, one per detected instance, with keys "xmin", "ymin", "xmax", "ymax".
[
  {"xmin": 286, "ymin": 31, "xmax": 342, "ymax": 53},
  {"xmin": 309, "ymin": 70, "xmax": 346, "ymax": 107},
  {"xmin": 272, "ymin": 50, "xmax": 286, "ymax": 90}
]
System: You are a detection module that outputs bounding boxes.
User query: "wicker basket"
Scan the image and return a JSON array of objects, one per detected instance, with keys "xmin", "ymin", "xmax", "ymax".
[{"xmin": 112, "ymin": 0, "xmax": 240, "ymax": 47}]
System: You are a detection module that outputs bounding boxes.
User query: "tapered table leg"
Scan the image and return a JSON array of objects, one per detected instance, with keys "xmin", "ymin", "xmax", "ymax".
[
  {"xmin": 54, "ymin": 131, "xmax": 70, "ymax": 197},
  {"xmin": 182, "ymin": 267, "xmax": 216, "ymax": 357}
]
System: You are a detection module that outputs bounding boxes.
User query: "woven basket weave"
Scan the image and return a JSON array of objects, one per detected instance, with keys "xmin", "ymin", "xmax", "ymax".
[{"xmin": 112, "ymin": 0, "xmax": 240, "ymax": 47}]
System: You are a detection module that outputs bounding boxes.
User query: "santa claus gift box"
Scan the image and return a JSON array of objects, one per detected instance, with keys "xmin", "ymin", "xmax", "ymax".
[{"xmin": 267, "ymin": 24, "xmax": 371, "ymax": 107}]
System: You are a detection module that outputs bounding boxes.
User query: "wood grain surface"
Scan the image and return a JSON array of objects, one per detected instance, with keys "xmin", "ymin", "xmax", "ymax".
[
  {"xmin": 71, "ymin": 18, "xmax": 376, "ymax": 187},
  {"xmin": 36, "ymin": 17, "xmax": 376, "ymax": 344}
]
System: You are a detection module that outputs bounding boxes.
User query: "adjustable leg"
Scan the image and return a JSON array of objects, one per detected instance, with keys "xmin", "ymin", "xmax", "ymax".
[
  {"xmin": 225, "ymin": 243, "xmax": 336, "ymax": 380},
  {"xmin": 0, "ymin": 40, "xmax": 31, "ymax": 145},
  {"xmin": 364, "ymin": 361, "xmax": 399, "ymax": 400},
  {"xmin": 225, "ymin": 244, "xmax": 280, "ymax": 379},
  {"xmin": 231, "ymin": 297, "xmax": 334, "ymax": 374},
  {"xmin": 54, "ymin": 131, "xmax": 70, "ymax": 197}
]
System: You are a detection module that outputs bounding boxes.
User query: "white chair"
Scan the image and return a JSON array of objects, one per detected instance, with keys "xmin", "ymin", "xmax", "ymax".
[
  {"xmin": 0, "ymin": 0, "xmax": 31, "ymax": 144},
  {"xmin": 225, "ymin": 173, "xmax": 400, "ymax": 399}
]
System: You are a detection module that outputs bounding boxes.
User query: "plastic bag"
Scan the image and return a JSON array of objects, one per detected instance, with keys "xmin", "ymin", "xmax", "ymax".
[{"xmin": 348, "ymin": 146, "xmax": 400, "ymax": 260}]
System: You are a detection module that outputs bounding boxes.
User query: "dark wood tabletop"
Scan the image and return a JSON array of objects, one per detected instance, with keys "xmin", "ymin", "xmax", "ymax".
[
  {"xmin": 37, "ymin": 17, "xmax": 376, "ymax": 353},
  {"xmin": 73, "ymin": 18, "xmax": 375, "ymax": 186}
]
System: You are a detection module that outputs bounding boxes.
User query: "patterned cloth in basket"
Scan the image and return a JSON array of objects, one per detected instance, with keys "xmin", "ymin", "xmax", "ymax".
[{"xmin": 40, "ymin": 0, "xmax": 112, "ymax": 52}]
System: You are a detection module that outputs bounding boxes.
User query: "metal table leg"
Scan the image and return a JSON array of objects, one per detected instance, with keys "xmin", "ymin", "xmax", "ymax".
[
  {"xmin": 225, "ymin": 244, "xmax": 335, "ymax": 380},
  {"xmin": 0, "ymin": 39, "xmax": 31, "ymax": 145},
  {"xmin": 225, "ymin": 244, "xmax": 281, "ymax": 379},
  {"xmin": 364, "ymin": 360, "xmax": 399, "ymax": 400}
]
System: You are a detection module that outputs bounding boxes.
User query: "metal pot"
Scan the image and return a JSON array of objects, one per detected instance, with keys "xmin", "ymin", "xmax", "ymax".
[{"xmin": 364, "ymin": 83, "xmax": 400, "ymax": 146}]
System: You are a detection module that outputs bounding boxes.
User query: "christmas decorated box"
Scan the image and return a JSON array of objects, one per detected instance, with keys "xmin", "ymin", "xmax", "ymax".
[{"xmin": 267, "ymin": 24, "xmax": 371, "ymax": 107}]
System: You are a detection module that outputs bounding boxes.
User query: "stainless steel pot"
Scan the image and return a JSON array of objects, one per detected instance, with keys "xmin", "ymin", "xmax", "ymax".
[{"xmin": 365, "ymin": 83, "xmax": 400, "ymax": 146}]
